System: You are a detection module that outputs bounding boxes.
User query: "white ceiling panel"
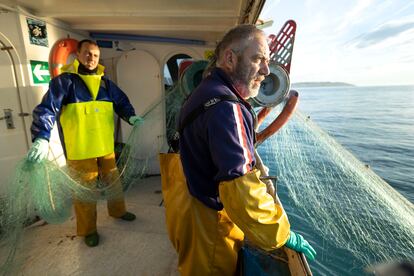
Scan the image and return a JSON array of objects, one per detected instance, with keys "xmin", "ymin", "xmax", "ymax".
[{"xmin": 1, "ymin": 0, "xmax": 265, "ymax": 43}]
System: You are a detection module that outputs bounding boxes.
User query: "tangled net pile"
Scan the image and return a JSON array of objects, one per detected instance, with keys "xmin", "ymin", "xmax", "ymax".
[
  {"xmin": 0, "ymin": 59, "xmax": 207, "ymax": 274},
  {"xmin": 259, "ymin": 107, "xmax": 414, "ymax": 271},
  {"xmin": 0, "ymin": 60, "xmax": 206, "ymax": 274},
  {"xmin": 0, "ymin": 109, "xmax": 161, "ymax": 274}
]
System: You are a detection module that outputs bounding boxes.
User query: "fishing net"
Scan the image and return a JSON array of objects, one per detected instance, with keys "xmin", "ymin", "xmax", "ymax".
[
  {"xmin": 0, "ymin": 113, "xmax": 159, "ymax": 274},
  {"xmin": 3, "ymin": 56, "xmax": 412, "ymax": 275},
  {"xmin": 163, "ymin": 59, "xmax": 414, "ymax": 273},
  {"xmin": 258, "ymin": 106, "xmax": 414, "ymax": 273},
  {"xmin": 0, "ymin": 60, "xmax": 206, "ymax": 274},
  {"xmin": 165, "ymin": 60, "xmax": 208, "ymax": 151}
]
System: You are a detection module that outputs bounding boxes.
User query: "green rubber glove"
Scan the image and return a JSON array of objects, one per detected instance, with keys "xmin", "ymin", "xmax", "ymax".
[
  {"xmin": 27, "ymin": 138, "xmax": 49, "ymax": 163},
  {"xmin": 128, "ymin": 115, "xmax": 144, "ymax": 126},
  {"xmin": 285, "ymin": 231, "xmax": 316, "ymax": 261}
]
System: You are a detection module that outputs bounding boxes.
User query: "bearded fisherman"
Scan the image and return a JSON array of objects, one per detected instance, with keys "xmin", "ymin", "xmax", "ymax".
[{"xmin": 164, "ymin": 25, "xmax": 316, "ymax": 275}]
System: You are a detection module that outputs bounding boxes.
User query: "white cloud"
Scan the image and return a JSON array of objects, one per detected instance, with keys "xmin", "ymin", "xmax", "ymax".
[
  {"xmin": 346, "ymin": 19, "xmax": 414, "ymax": 48},
  {"xmin": 260, "ymin": 0, "xmax": 414, "ymax": 85},
  {"xmin": 335, "ymin": 0, "xmax": 374, "ymax": 32}
]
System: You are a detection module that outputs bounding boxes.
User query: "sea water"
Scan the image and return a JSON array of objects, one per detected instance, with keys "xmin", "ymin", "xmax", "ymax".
[
  {"xmin": 259, "ymin": 85, "xmax": 414, "ymax": 275},
  {"xmin": 297, "ymin": 85, "xmax": 413, "ymax": 204}
]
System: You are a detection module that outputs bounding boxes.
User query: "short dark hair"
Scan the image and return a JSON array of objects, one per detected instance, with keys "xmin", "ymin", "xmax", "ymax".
[{"xmin": 77, "ymin": 39, "xmax": 99, "ymax": 52}]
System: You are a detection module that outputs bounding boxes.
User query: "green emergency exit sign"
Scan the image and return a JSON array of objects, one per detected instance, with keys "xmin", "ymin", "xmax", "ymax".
[{"xmin": 30, "ymin": 60, "xmax": 50, "ymax": 84}]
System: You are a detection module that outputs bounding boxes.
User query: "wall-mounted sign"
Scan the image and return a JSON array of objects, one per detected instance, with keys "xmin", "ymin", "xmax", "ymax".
[
  {"xmin": 30, "ymin": 60, "xmax": 50, "ymax": 84},
  {"xmin": 27, "ymin": 18, "xmax": 48, "ymax": 47}
]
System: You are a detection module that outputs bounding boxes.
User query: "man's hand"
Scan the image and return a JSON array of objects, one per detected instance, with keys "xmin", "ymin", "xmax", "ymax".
[
  {"xmin": 27, "ymin": 138, "xmax": 49, "ymax": 163},
  {"xmin": 285, "ymin": 231, "xmax": 316, "ymax": 261},
  {"xmin": 128, "ymin": 115, "xmax": 144, "ymax": 126}
]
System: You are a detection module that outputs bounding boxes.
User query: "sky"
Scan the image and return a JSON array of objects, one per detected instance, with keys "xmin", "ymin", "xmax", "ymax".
[{"xmin": 260, "ymin": 0, "xmax": 414, "ymax": 86}]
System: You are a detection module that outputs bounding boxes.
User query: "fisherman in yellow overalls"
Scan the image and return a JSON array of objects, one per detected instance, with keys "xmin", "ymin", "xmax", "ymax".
[
  {"xmin": 28, "ymin": 39, "xmax": 143, "ymax": 247},
  {"xmin": 161, "ymin": 25, "xmax": 316, "ymax": 275}
]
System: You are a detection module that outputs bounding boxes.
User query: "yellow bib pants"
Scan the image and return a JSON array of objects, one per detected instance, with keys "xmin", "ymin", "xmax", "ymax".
[
  {"xmin": 160, "ymin": 153, "xmax": 244, "ymax": 276},
  {"xmin": 67, "ymin": 152, "xmax": 126, "ymax": 236}
]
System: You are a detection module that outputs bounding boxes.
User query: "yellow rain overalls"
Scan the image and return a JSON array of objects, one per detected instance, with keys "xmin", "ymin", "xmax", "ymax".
[{"xmin": 160, "ymin": 153, "xmax": 290, "ymax": 276}]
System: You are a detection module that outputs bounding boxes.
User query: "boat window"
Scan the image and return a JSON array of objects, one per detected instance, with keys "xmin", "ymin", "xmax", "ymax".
[{"xmin": 164, "ymin": 54, "xmax": 192, "ymax": 90}]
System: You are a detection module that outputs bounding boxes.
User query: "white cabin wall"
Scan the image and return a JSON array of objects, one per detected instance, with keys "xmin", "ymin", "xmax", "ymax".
[
  {"xmin": 16, "ymin": 13, "xmax": 86, "ymax": 166},
  {"xmin": 101, "ymin": 41, "xmax": 208, "ymax": 174},
  {"xmin": 0, "ymin": 10, "xmax": 86, "ymax": 195},
  {"xmin": 19, "ymin": 14, "xmax": 86, "ymax": 165},
  {"xmin": 0, "ymin": 11, "xmax": 29, "ymax": 195},
  {"xmin": 0, "ymin": 11, "xmax": 30, "ymax": 143}
]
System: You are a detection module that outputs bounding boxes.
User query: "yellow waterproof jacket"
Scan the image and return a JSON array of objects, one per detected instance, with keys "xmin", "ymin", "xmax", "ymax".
[
  {"xmin": 31, "ymin": 59, "xmax": 136, "ymax": 160},
  {"xmin": 219, "ymin": 169, "xmax": 291, "ymax": 251},
  {"xmin": 60, "ymin": 60, "xmax": 114, "ymax": 159},
  {"xmin": 160, "ymin": 153, "xmax": 290, "ymax": 276}
]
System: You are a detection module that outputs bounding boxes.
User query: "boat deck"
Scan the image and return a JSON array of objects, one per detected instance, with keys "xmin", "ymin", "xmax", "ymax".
[{"xmin": 9, "ymin": 176, "xmax": 179, "ymax": 275}]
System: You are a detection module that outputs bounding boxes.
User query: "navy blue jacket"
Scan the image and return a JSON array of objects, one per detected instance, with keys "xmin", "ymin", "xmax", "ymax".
[
  {"xmin": 31, "ymin": 72, "xmax": 135, "ymax": 142},
  {"xmin": 179, "ymin": 68, "xmax": 257, "ymax": 210}
]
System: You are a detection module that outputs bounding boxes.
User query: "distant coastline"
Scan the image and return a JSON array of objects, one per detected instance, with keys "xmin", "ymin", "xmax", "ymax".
[{"xmin": 292, "ymin": 82, "xmax": 356, "ymax": 88}]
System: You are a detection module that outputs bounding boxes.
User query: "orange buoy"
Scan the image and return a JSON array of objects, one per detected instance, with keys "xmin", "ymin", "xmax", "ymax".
[
  {"xmin": 48, "ymin": 38, "xmax": 78, "ymax": 78},
  {"xmin": 256, "ymin": 90, "xmax": 299, "ymax": 145},
  {"xmin": 257, "ymin": 106, "xmax": 272, "ymax": 126}
]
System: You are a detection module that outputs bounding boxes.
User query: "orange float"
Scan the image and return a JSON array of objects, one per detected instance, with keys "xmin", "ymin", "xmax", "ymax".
[
  {"xmin": 48, "ymin": 38, "xmax": 78, "ymax": 78},
  {"xmin": 256, "ymin": 90, "xmax": 299, "ymax": 145},
  {"xmin": 253, "ymin": 20, "xmax": 298, "ymax": 144}
]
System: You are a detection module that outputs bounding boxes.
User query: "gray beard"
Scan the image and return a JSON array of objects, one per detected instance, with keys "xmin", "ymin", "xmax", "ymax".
[{"xmin": 230, "ymin": 59, "xmax": 260, "ymax": 98}]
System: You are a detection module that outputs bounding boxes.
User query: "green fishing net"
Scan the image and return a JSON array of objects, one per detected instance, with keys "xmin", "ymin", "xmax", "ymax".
[
  {"xmin": 164, "ymin": 57, "xmax": 414, "ymax": 269},
  {"xmin": 0, "ymin": 117, "xmax": 155, "ymax": 274},
  {"xmin": 0, "ymin": 61, "xmax": 205, "ymax": 274},
  {"xmin": 165, "ymin": 60, "xmax": 208, "ymax": 151},
  {"xmin": 259, "ymin": 107, "xmax": 414, "ymax": 269},
  {"xmin": 3, "ymin": 58, "xmax": 412, "ymax": 275}
]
